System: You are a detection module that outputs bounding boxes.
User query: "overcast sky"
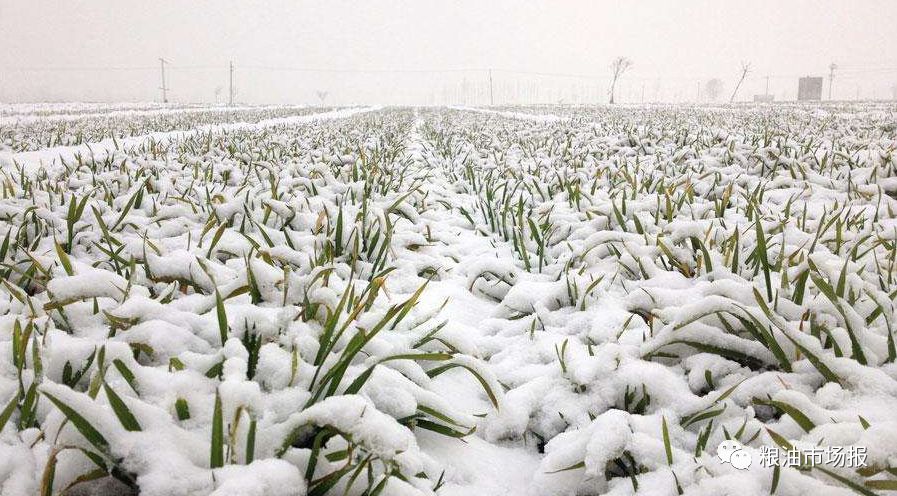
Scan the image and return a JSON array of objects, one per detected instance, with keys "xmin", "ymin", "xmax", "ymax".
[{"xmin": 1, "ymin": 0, "xmax": 896, "ymax": 104}]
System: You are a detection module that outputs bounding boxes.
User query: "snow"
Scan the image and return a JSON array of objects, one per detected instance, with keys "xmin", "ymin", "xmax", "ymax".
[
  {"xmin": 0, "ymin": 107, "xmax": 378, "ymax": 173},
  {"xmin": 2, "ymin": 102, "xmax": 897, "ymax": 495},
  {"xmin": 0, "ymin": 104, "xmax": 311, "ymax": 125},
  {"xmin": 46, "ymin": 270, "xmax": 129, "ymax": 305},
  {"xmin": 210, "ymin": 459, "xmax": 305, "ymax": 496},
  {"xmin": 448, "ymin": 106, "xmax": 571, "ymax": 123}
]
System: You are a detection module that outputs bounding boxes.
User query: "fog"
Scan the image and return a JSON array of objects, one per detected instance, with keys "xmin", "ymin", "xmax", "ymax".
[{"xmin": 1, "ymin": 0, "xmax": 896, "ymax": 105}]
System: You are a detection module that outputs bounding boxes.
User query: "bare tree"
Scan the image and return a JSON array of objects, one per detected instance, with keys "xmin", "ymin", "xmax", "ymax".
[
  {"xmin": 214, "ymin": 86, "xmax": 223, "ymax": 104},
  {"xmin": 704, "ymin": 79, "xmax": 724, "ymax": 102},
  {"xmin": 729, "ymin": 62, "xmax": 751, "ymax": 103},
  {"xmin": 316, "ymin": 90, "xmax": 329, "ymax": 105},
  {"xmin": 608, "ymin": 57, "xmax": 633, "ymax": 104}
]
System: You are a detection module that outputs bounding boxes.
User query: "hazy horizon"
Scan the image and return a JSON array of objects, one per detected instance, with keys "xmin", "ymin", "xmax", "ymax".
[{"xmin": 2, "ymin": 0, "xmax": 896, "ymax": 105}]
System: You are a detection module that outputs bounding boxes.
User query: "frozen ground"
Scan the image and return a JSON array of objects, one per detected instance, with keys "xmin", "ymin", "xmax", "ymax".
[{"xmin": 0, "ymin": 103, "xmax": 896, "ymax": 495}]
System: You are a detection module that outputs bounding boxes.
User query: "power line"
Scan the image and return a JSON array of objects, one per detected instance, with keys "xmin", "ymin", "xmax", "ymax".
[
  {"xmin": 5, "ymin": 66, "xmax": 157, "ymax": 72},
  {"xmin": 3, "ymin": 64, "xmax": 231, "ymax": 72},
  {"xmin": 4, "ymin": 64, "xmax": 896, "ymax": 80},
  {"xmin": 239, "ymin": 65, "xmax": 487, "ymax": 74},
  {"xmin": 492, "ymin": 69, "xmax": 600, "ymax": 80},
  {"xmin": 4, "ymin": 62, "xmax": 896, "ymax": 105}
]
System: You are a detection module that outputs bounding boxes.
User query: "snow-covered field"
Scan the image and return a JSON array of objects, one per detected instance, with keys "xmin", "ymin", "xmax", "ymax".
[
  {"xmin": 1, "ymin": 103, "xmax": 897, "ymax": 496},
  {"xmin": 0, "ymin": 105, "xmax": 328, "ymax": 152}
]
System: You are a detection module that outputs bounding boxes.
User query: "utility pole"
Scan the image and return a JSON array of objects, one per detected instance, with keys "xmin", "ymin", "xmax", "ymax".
[
  {"xmin": 641, "ymin": 82, "xmax": 645, "ymax": 103},
  {"xmin": 828, "ymin": 63, "xmax": 837, "ymax": 100},
  {"xmin": 159, "ymin": 58, "xmax": 168, "ymax": 103},
  {"xmin": 228, "ymin": 61, "xmax": 234, "ymax": 106},
  {"xmin": 488, "ymin": 69, "xmax": 494, "ymax": 106},
  {"xmin": 765, "ymin": 75, "xmax": 770, "ymax": 97}
]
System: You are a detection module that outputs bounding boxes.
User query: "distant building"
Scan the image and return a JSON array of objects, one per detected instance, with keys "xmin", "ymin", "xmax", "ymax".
[
  {"xmin": 753, "ymin": 94, "xmax": 774, "ymax": 102},
  {"xmin": 798, "ymin": 77, "xmax": 823, "ymax": 101}
]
